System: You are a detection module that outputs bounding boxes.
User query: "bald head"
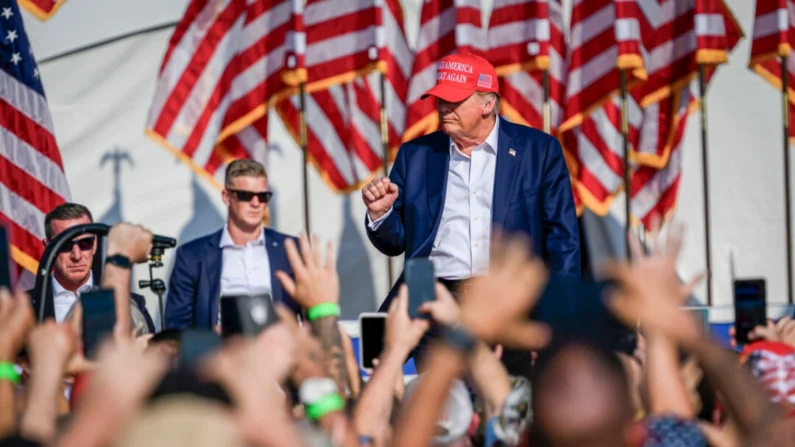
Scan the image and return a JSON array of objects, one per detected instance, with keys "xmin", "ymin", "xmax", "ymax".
[{"xmin": 533, "ymin": 343, "xmax": 636, "ymax": 447}]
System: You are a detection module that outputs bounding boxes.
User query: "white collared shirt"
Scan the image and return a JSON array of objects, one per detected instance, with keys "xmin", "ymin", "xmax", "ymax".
[
  {"xmin": 218, "ymin": 225, "xmax": 272, "ymax": 322},
  {"xmin": 52, "ymin": 271, "xmax": 94, "ymax": 323},
  {"xmin": 369, "ymin": 118, "xmax": 500, "ymax": 279}
]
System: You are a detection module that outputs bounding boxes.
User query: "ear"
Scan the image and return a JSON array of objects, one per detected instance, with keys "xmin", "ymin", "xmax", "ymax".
[{"xmin": 222, "ymin": 189, "xmax": 231, "ymax": 207}]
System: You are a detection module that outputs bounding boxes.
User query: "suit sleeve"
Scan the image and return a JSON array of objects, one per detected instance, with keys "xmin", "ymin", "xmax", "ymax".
[
  {"xmin": 365, "ymin": 143, "xmax": 407, "ymax": 257},
  {"xmin": 541, "ymin": 138, "xmax": 581, "ymax": 278},
  {"xmin": 164, "ymin": 246, "xmax": 196, "ymax": 329}
]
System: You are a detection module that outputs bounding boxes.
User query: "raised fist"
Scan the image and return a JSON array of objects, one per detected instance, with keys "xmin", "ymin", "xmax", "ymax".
[{"xmin": 362, "ymin": 177, "xmax": 399, "ymax": 221}]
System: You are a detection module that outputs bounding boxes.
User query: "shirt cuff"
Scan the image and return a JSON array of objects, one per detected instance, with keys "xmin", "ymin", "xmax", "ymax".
[{"xmin": 366, "ymin": 208, "xmax": 393, "ymax": 231}]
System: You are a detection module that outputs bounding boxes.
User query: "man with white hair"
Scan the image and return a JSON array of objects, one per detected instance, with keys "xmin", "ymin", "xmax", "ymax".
[{"xmin": 362, "ymin": 53, "xmax": 580, "ymax": 376}]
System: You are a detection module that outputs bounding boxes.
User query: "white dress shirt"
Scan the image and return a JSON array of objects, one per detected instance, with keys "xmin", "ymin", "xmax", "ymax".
[
  {"xmin": 218, "ymin": 225, "xmax": 272, "ymax": 322},
  {"xmin": 51, "ymin": 271, "xmax": 94, "ymax": 323},
  {"xmin": 369, "ymin": 118, "xmax": 500, "ymax": 279}
]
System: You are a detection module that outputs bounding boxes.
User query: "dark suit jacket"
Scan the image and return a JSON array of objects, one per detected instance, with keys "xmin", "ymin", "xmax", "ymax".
[
  {"xmin": 366, "ymin": 118, "xmax": 581, "ymax": 310},
  {"xmin": 27, "ymin": 280, "xmax": 156, "ymax": 334},
  {"xmin": 164, "ymin": 228, "xmax": 300, "ymax": 330}
]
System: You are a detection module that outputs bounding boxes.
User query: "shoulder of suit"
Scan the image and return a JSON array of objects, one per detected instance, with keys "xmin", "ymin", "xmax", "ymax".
[
  {"xmin": 400, "ymin": 130, "xmax": 447, "ymax": 150},
  {"xmin": 502, "ymin": 118, "xmax": 558, "ymax": 148},
  {"xmin": 177, "ymin": 229, "xmax": 223, "ymax": 254},
  {"xmin": 263, "ymin": 228, "xmax": 296, "ymax": 245}
]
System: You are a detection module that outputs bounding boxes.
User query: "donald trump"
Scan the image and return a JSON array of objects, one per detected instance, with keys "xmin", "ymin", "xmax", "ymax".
[{"xmin": 362, "ymin": 53, "xmax": 580, "ymax": 376}]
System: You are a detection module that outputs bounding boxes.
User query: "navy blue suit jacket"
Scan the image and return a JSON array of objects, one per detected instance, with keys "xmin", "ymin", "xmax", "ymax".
[
  {"xmin": 367, "ymin": 118, "xmax": 580, "ymax": 309},
  {"xmin": 164, "ymin": 228, "xmax": 300, "ymax": 330}
]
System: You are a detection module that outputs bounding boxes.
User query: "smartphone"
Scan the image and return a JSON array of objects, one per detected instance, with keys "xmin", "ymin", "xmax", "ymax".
[
  {"xmin": 179, "ymin": 329, "xmax": 221, "ymax": 368},
  {"xmin": 683, "ymin": 306, "xmax": 711, "ymax": 335},
  {"xmin": 80, "ymin": 289, "xmax": 117, "ymax": 360},
  {"xmin": 404, "ymin": 258, "xmax": 435, "ymax": 320},
  {"xmin": 0, "ymin": 224, "xmax": 14, "ymax": 290},
  {"xmin": 734, "ymin": 279, "xmax": 767, "ymax": 345},
  {"xmin": 359, "ymin": 312, "xmax": 387, "ymax": 369},
  {"xmin": 220, "ymin": 294, "xmax": 278, "ymax": 338}
]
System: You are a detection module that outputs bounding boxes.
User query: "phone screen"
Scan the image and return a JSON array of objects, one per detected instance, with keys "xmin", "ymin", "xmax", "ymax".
[
  {"xmin": 359, "ymin": 313, "xmax": 387, "ymax": 369},
  {"xmin": 405, "ymin": 258, "xmax": 435, "ymax": 320},
  {"xmin": 81, "ymin": 289, "xmax": 116, "ymax": 360},
  {"xmin": 180, "ymin": 330, "xmax": 221, "ymax": 368},
  {"xmin": 734, "ymin": 279, "xmax": 767, "ymax": 345},
  {"xmin": 0, "ymin": 224, "xmax": 13, "ymax": 290},
  {"xmin": 220, "ymin": 294, "xmax": 277, "ymax": 338}
]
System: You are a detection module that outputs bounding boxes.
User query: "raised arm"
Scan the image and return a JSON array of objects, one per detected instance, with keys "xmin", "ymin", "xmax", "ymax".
[
  {"xmin": 541, "ymin": 137, "xmax": 580, "ymax": 277},
  {"xmin": 364, "ymin": 144, "xmax": 407, "ymax": 257}
]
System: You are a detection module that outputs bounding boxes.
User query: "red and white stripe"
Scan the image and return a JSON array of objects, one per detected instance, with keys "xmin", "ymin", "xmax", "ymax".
[
  {"xmin": 0, "ymin": 63, "xmax": 71, "ymax": 276},
  {"xmin": 563, "ymin": 0, "xmax": 741, "ymax": 222},
  {"xmin": 750, "ymin": 0, "xmax": 795, "ymax": 140},
  {"xmin": 488, "ymin": 0, "xmax": 566, "ymax": 133},
  {"xmin": 147, "ymin": 0, "xmax": 296, "ymax": 184},
  {"xmin": 275, "ymin": 0, "xmax": 412, "ymax": 192},
  {"xmin": 403, "ymin": 0, "xmax": 485, "ymax": 143}
]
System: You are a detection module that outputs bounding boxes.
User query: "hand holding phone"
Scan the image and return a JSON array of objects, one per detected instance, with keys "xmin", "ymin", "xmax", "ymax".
[
  {"xmin": 80, "ymin": 289, "xmax": 117, "ymax": 360},
  {"xmin": 220, "ymin": 294, "xmax": 278, "ymax": 338},
  {"xmin": 734, "ymin": 279, "xmax": 767, "ymax": 346},
  {"xmin": 358, "ymin": 312, "xmax": 387, "ymax": 369},
  {"xmin": 405, "ymin": 258, "xmax": 435, "ymax": 320}
]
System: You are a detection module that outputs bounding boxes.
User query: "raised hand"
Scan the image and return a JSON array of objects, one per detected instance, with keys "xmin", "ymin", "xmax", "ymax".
[{"xmin": 362, "ymin": 177, "xmax": 399, "ymax": 221}]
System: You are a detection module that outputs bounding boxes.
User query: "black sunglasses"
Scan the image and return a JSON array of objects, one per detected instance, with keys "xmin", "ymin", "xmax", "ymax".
[
  {"xmin": 227, "ymin": 189, "xmax": 273, "ymax": 203},
  {"xmin": 57, "ymin": 235, "xmax": 96, "ymax": 254}
]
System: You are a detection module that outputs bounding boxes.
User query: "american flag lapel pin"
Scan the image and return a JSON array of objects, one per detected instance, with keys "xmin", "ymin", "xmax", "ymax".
[{"xmin": 509, "ymin": 148, "xmax": 516, "ymax": 156}]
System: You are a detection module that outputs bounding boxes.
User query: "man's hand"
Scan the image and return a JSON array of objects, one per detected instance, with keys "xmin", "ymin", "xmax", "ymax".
[
  {"xmin": 0, "ymin": 288, "xmax": 35, "ymax": 361},
  {"xmin": 27, "ymin": 321, "xmax": 76, "ymax": 371},
  {"xmin": 276, "ymin": 233, "xmax": 339, "ymax": 309},
  {"xmin": 459, "ymin": 234, "xmax": 551, "ymax": 349},
  {"xmin": 106, "ymin": 222, "xmax": 153, "ymax": 263},
  {"xmin": 362, "ymin": 177, "xmax": 399, "ymax": 221},
  {"xmin": 418, "ymin": 284, "xmax": 460, "ymax": 326},
  {"xmin": 385, "ymin": 285, "xmax": 430, "ymax": 357}
]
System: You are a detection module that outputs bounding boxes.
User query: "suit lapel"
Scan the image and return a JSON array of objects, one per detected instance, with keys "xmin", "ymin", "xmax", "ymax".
[
  {"xmin": 491, "ymin": 120, "xmax": 521, "ymax": 229},
  {"xmin": 264, "ymin": 230, "xmax": 284, "ymax": 304},
  {"xmin": 206, "ymin": 232, "xmax": 223, "ymax": 327},
  {"xmin": 422, "ymin": 132, "xmax": 451, "ymax": 253}
]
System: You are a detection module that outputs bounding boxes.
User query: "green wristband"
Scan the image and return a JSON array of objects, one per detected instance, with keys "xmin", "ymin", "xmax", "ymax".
[
  {"xmin": 305, "ymin": 393, "xmax": 345, "ymax": 420},
  {"xmin": 307, "ymin": 303, "xmax": 340, "ymax": 321},
  {"xmin": 0, "ymin": 362, "xmax": 20, "ymax": 385}
]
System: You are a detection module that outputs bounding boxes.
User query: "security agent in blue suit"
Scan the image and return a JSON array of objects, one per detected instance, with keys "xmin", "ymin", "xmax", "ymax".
[
  {"xmin": 362, "ymin": 53, "xmax": 580, "ymax": 377},
  {"xmin": 165, "ymin": 160, "xmax": 300, "ymax": 330}
]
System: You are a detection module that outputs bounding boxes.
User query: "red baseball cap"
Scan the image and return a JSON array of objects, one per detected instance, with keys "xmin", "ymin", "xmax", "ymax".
[{"xmin": 422, "ymin": 53, "xmax": 499, "ymax": 103}]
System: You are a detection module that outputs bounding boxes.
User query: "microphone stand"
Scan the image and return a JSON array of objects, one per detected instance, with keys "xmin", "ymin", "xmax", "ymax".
[{"xmin": 138, "ymin": 245, "xmax": 168, "ymax": 330}]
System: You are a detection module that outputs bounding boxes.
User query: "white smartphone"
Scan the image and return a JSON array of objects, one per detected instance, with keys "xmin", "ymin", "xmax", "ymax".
[{"xmin": 358, "ymin": 312, "xmax": 388, "ymax": 370}]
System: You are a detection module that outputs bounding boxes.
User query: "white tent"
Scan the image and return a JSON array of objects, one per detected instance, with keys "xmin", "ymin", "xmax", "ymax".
[{"xmin": 20, "ymin": 0, "xmax": 794, "ymax": 331}]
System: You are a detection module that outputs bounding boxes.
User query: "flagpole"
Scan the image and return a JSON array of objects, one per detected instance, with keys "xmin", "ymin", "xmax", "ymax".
[
  {"xmin": 542, "ymin": 69, "xmax": 551, "ymax": 134},
  {"xmin": 619, "ymin": 69, "xmax": 632, "ymax": 261},
  {"xmin": 781, "ymin": 55, "xmax": 794, "ymax": 304},
  {"xmin": 697, "ymin": 64, "xmax": 714, "ymax": 306},
  {"xmin": 379, "ymin": 72, "xmax": 395, "ymax": 288},
  {"xmin": 299, "ymin": 81, "xmax": 311, "ymax": 235}
]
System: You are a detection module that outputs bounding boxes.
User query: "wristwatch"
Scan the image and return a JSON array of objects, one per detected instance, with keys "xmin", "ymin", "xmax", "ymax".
[
  {"xmin": 441, "ymin": 324, "xmax": 478, "ymax": 356},
  {"xmin": 105, "ymin": 254, "xmax": 132, "ymax": 269},
  {"xmin": 299, "ymin": 377, "xmax": 339, "ymax": 405}
]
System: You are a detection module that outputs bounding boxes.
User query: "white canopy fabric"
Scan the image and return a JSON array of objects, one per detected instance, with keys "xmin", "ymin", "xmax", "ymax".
[{"xmin": 20, "ymin": 0, "xmax": 795, "ymax": 327}]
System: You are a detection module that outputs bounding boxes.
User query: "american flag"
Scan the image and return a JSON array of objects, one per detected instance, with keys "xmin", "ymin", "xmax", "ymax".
[
  {"xmin": 275, "ymin": 0, "xmax": 411, "ymax": 192},
  {"xmin": 147, "ymin": 0, "xmax": 297, "ymax": 186},
  {"xmin": 487, "ymin": 0, "xmax": 567, "ymax": 134},
  {"xmin": 561, "ymin": 0, "xmax": 740, "ymax": 225},
  {"xmin": 749, "ymin": 0, "xmax": 795, "ymax": 141},
  {"xmin": 0, "ymin": 0, "xmax": 70, "ymax": 280},
  {"xmin": 18, "ymin": 0, "xmax": 65, "ymax": 21},
  {"xmin": 403, "ymin": 0, "xmax": 485, "ymax": 143}
]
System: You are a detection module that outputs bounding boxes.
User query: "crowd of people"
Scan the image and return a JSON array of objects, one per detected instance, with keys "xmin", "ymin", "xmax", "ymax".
[{"xmin": 4, "ymin": 53, "xmax": 795, "ymax": 447}]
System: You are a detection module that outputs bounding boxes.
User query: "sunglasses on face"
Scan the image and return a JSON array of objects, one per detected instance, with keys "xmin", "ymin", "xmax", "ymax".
[
  {"xmin": 227, "ymin": 189, "xmax": 273, "ymax": 203},
  {"xmin": 57, "ymin": 236, "xmax": 96, "ymax": 254}
]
